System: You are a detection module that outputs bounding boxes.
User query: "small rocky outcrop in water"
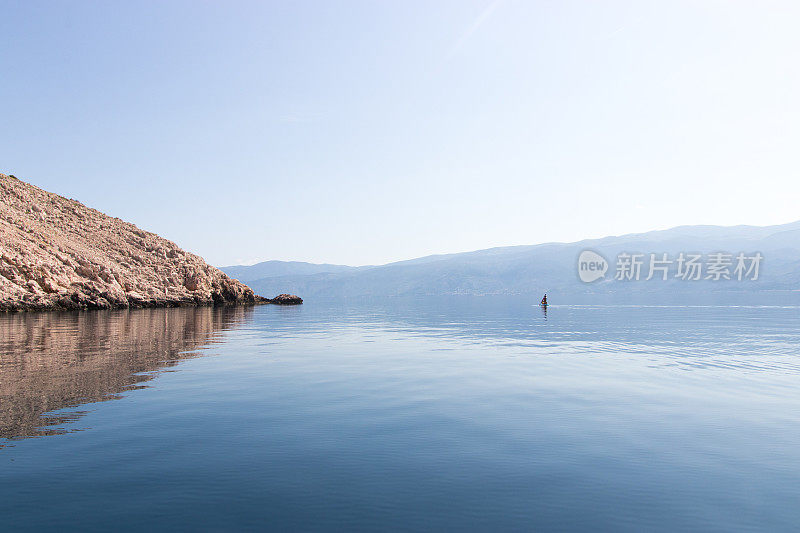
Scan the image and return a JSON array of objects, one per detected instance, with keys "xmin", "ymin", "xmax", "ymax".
[
  {"xmin": 266, "ymin": 294, "xmax": 303, "ymax": 305},
  {"xmin": 0, "ymin": 173, "xmax": 275, "ymax": 312}
]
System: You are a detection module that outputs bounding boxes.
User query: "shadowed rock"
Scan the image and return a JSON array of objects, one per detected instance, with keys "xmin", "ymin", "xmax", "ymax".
[{"xmin": 266, "ymin": 294, "xmax": 303, "ymax": 305}]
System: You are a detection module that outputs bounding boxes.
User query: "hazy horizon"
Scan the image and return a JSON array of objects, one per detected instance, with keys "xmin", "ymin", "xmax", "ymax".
[
  {"xmin": 223, "ymin": 216, "xmax": 800, "ymax": 267},
  {"xmin": 3, "ymin": 1, "xmax": 799, "ymax": 266}
]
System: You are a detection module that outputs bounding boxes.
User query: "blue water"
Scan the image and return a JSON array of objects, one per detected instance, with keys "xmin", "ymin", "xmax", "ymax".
[{"xmin": 1, "ymin": 298, "xmax": 799, "ymax": 531}]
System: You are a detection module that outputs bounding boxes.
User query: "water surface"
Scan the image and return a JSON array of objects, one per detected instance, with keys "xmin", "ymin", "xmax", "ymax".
[{"xmin": 1, "ymin": 298, "xmax": 799, "ymax": 531}]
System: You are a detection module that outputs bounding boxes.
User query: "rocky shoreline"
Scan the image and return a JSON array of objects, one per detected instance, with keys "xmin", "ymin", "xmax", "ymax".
[
  {"xmin": 0, "ymin": 173, "xmax": 301, "ymax": 312},
  {"xmin": 0, "ymin": 293, "xmax": 302, "ymax": 313}
]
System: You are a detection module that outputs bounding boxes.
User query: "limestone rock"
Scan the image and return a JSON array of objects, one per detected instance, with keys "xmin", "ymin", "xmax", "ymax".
[{"xmin": 0, "ymin": 173, "xmax": 264, "ymax": 312}]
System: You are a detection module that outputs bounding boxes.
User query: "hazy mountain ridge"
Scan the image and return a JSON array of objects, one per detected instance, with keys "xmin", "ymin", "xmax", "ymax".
[
  {"xmin": 220, "ymin": 260, "xmax": 363, "ymax": 283},
  {"xmin": 222, "ymin": 221, "xmax": 800, "ymax": 302}
]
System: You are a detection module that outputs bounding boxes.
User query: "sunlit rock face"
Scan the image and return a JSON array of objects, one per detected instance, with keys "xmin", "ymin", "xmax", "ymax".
[
  {"xmin": 0, "ymin": 173, "xmax": 259, "ymax": 311},
  {"xmin": 0, "ymin": 306, "xmax": 250, "ymax": 440}
]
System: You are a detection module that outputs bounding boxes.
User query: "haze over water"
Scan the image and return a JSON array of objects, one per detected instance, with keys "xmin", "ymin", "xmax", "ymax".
[{"xmin": 2, "ymin": 299, "xmax": 799, "ymax": 531}]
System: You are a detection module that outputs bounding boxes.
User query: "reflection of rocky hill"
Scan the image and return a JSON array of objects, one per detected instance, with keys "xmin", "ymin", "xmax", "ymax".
[{"xmin": 0, "ymin": 306, "xmax": 251, "ymax": 441}]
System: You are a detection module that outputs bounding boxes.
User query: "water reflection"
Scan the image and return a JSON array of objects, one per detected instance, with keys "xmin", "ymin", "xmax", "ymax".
[
  {"xmin": 2, "ymin": 299, "xmax": 800, "ymax": 531},
  {"xmin": 262, "ymin": 297, "xmax": 800, "ymax": 373},
  {"xmin": 0, "ymin": 306, "xmax": 251, "ymax": 441}
]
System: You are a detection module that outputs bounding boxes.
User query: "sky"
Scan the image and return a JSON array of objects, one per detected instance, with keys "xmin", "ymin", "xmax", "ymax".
[{"xmin": 2, "ymin": 1, "xmax": 799, "ymax": 266}]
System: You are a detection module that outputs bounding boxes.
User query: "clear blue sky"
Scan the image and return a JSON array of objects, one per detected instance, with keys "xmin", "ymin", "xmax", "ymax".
[{"xmin": 2, "ymin": 1, "xmax": 799, "ymax": 266}]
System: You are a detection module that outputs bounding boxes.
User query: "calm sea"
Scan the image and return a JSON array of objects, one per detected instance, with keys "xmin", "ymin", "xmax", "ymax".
[{"xmin": 1, "ymin": 298, "xmax": 799, "ymax": 531}]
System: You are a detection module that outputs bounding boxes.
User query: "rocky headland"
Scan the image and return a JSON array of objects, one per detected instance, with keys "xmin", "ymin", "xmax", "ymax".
[{"xmin": 0, "ymin": 173, "xmax": 301, "ymax": 311}]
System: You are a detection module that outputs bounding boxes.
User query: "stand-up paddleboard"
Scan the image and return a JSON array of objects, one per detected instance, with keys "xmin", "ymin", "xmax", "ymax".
[{"xmin": 540, "ymin": 293, "xmax": 548, "ymax": 307}]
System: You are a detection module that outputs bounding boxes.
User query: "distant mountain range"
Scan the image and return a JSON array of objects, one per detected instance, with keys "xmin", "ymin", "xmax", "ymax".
[
  {"xmin": 221, "ymin": 222, "xmax": 800, "ymax": 304},
  {"xmin": 221, "ymin": 261, "xmax": 362, "ymax": 283}
]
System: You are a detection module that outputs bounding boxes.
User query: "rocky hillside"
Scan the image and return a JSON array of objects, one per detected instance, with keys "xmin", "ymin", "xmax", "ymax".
[{"xmin": 0, "ymin": 173, "xmax": 262, "ymax": 311}]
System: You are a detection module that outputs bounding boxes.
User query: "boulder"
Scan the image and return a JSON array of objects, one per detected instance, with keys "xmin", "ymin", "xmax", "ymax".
[{"xmin": 266, "ymin": 294, "xmax": 303, "ymax": 305}]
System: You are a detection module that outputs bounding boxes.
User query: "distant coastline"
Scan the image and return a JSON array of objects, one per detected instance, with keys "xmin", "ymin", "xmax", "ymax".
[{"xmin": 221, "ymin": 222, "xmax": 800, "ymax": 303}]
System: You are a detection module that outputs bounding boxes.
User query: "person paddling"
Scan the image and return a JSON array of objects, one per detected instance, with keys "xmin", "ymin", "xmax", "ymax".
[{"xmin": 540, "ymin": 293, "xmax": 548, "ymax": 306}]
